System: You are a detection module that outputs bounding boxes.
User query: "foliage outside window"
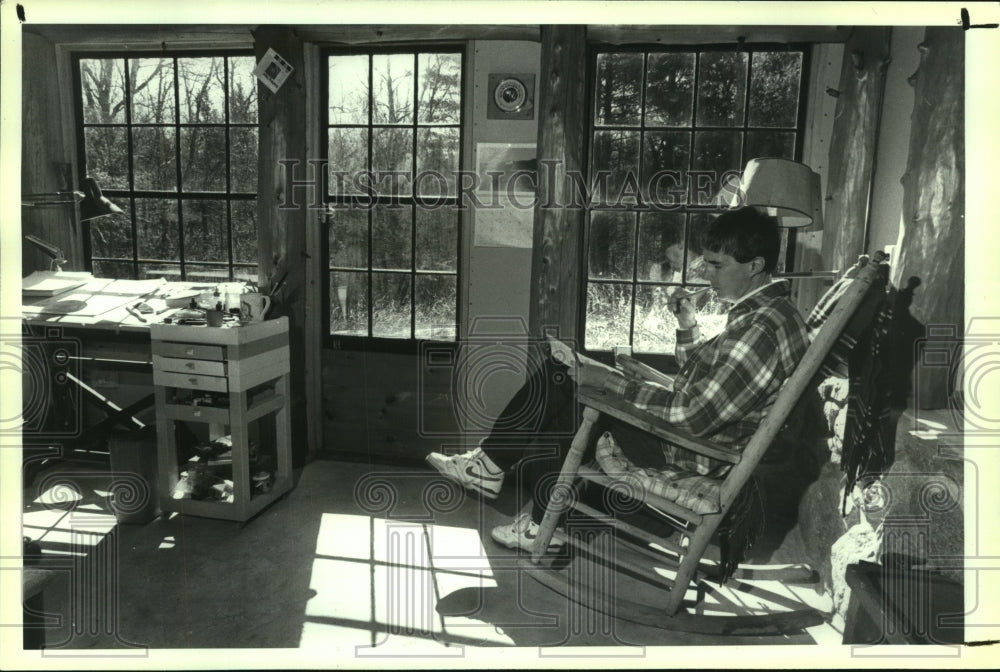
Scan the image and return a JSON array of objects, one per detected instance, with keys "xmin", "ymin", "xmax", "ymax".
[
  {"xmin": 586, "ymin": 47, "xmax": 808, "ymax": 353},
  {"xmin": 325, "ymin": 49, "xmax": 463, "ymax": 342},
  {"xmin": 76, "ymin": 52, "xmax": 259, "ymax": 281}
]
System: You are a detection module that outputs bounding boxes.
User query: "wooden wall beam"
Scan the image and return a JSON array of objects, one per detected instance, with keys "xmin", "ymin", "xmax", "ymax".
[
  {"xmin": 253, "ymin": 25, "xmax": 312, "ymax": 465},
  {"xmin": 821, "ymin": 27, "xmax": 892, "ymax": 272},
  {"xmin": 529, "ymin": 25, "xmax": 588, "ymax": 341},
  {"xmin": 895, "ymin": 27, "xmax": 964, "ymax": 410}
]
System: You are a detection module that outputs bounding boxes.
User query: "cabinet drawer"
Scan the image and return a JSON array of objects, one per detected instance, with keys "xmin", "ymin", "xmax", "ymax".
[
  {"xmin": 153, "ymin": 369, "xmax": 229, "ymax": 393},
  {"xmin": 153, "ymin": 355, "xmax": 226, "ymax": 377},
  {"xmin": 152, "ymin": 341, "xmax": 225, "ymax": 361}
]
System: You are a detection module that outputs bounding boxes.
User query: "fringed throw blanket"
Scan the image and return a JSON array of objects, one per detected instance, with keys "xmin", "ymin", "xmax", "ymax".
[
  {"xmin": 594, "ymin": 431, "xmax": 763, "ymax": 583},
  {"xmin": 807, "ymin": 256, "xmax": 897, "ymax": 514}
]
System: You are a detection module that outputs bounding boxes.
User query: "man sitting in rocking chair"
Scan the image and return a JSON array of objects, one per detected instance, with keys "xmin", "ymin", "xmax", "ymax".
[{"xmin": 427, "ymin": 206, "xmax": 811, "ymax": 553}]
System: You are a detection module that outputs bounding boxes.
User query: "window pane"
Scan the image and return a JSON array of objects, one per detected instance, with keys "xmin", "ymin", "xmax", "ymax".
[
  {"xmin": 645, "ymin": 53, "xmax": 694, "ymax": 127},
  {"xmin": 416, "ymin": 127, "xmax": 459, "ymax": 197},
  {"xmin": 637, "ymin": 212, "xmax": 686, "ymax": 282},
  {"xmin": 592, "ymin": 130, "xmax": 639, "ymax": 204},
  {"xmin": 231, "ymin": 200, "xmax": 258, "ymax": 265},
  {"xmin": 184, "ymin": 264, "xmax": 231, "ymax": 283},
  {"xmin": 417, "ymin": 53, "xmax": 461, "ymax": 124},
  {"xmin": 594, "ymin": 53, "xmax": 643, "ymax": 126},
  {"xmin": 685, "ymin": 213, "xmax": 712, "ymax": 286},
  {"xmin": 691, "ymin": 130, "xmax": 742, "ymax": 204},
  {"xmin": 80, "ymin": 59, "xmax": 126, "ymax": 124},
  {"xmin": 585, "ymin": 282, "xmax": 632, "ymax": 351},
  {"xmin": 230, "ymin": 127, "xmax": 258, "ymax": 192},
  {"xmin": 328, "ymin": 55, "xmax": 370, "ymax": 125},
  {"xmin": 129, "ymin": 58, "xmax": 176, "ymax": 124},
  {"xmin": 85, "ymin": 127, "xmax": 129, "ymax": 190},
  {"xmin": 372, "ymin": 205, "xmax": 411, "ymax": 271},
  {"xmin": 415, "ymin": 208, "xmax": 457, "ymax": 272},
  {"xmin": 749, "ymin": 52, "xmax": 802, "ymax": 128},
  {"xmin": 180, "ymin": 127, "xmax": 227, "ymax": 192},
  {"xmin": 415, "ymin": 274, "xmax": 456, "ymax": 341},
  {"xmin": 233, "ymin": 265, "xmax": 258, "ymax": 283},
  {"xmin": 588, "ymin": 211, "xmax": 635, "ymax": 280},
  {"xmin": 372, "ymin": 272, "xmax": 411, "ymax": 338},
  {"xmin": 132, "ymin": 127, "xmax": 177, "ymax": 191},
  {"xmin": 93, "ymin": 260, "xmax": 134, "ymax": 279},
  {"xmin": 229, "ymin": 56, "xmax": 258, "ymax": 124},
  {"xmin": 634, "ymin": 284, "xmax": 680, "ymax": 353},
  {"xmin": 135, "ymin": 198, "xmax": 179, "ymax": 260},
  {"xmin": 642, "ymin": 130, "xmax": 690, "ymax": 205},
  {"xmin": 696, "ymin": 52, "xmax": 748, "ymax": 127},
  {"xmin": 89, "ymin": 210, "xmax": 133, "ymax": 259},
  {"xmin": 329, "ymin": 207, "xmax": 368, "ymax": 269},
  {"xmin": 139, "ymin": 262, "xmax": 180, "ymax": 281},
  {"xmin": 330, "ymin": 270, "xmax": 368, "ymax": 336},
  {"xmin": 372, "ymin": 54, "xmax": 414, "ymax": 125},
  {"xmin": 745, "ymin": 130, "xmax": 796, "ymax": 161},
  {"xmin": 372, "ymin": 128, "xmax": 413, "ymax": 196},
  {"xmin": 179, "ymin": 57, "xmax": 225, "ymax": 124},
  {"xmin": 183, "ymin": 200, "xmax": 228, "ymax": 263},
  {"xmin": 328, "ymin": 127, "xmax": 369, "ymax": 196}
]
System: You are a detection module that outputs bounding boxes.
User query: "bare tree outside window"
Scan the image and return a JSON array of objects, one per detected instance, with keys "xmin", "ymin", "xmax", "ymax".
[
  {"xmin": 77, "ymin": 52, "xmax": 259, "ymax": 281},
  {"xmin": 586, "ymin": 47, "xmax": 807, "ymax": 354},
  {"xmin": 326, "ymin": 49, "xmax": 462, "ymax": 342}
]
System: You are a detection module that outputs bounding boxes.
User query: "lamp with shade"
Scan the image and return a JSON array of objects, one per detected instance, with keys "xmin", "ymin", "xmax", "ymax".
[{"xmin": 730, "ymin": 157, "xmax": 824, "ymax": 229}]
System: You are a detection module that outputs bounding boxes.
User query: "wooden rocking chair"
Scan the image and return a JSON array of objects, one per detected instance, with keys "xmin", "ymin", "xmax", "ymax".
[{"xmin": 525, "ymin": 254, "xmax": 890, "ymax": 635}]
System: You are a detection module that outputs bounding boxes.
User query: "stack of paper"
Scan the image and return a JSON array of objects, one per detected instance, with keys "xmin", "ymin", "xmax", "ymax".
[{"xmin": 22, "ymin": 271, "xmax": 93, "ymax": 298}]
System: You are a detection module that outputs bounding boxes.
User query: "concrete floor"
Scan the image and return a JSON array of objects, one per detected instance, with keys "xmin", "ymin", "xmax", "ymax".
[{"xmin": 20, "ymin": 456, "xmax": 842, "ymax": 659}]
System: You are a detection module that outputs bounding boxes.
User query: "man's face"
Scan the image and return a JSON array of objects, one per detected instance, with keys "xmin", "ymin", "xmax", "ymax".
[{"xmin": 701, "ymin": 248, "xmax": 759, "ymax": 301}]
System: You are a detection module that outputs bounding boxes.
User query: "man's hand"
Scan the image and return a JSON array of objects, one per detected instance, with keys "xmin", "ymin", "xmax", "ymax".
[
  {"xmin": 667, "ymin": 288, "xmax": 699, "ymax": 330},
  {"xmin": 572, "ymin": 361, "xmax": 617, "ymax": 389}
]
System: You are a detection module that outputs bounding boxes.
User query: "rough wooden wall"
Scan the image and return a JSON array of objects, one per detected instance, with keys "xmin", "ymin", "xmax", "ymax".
[
  {"xmin": 820, "ymin": 28, "xmax": 892, "ymax": 272},
  {"xmin": 253, "ymin": 26, "xmax": 312, "ymax": 465},
  {"xmin": 894, "ymin": 28, "xmax": 965, "ymax": 411},
  {"xmin": 21, "ymin": 31, "xmax": 79, "ymax": 275},
  {"xmin": 529, "ymin": 25, "xmax": 588, "ymax": 341}
]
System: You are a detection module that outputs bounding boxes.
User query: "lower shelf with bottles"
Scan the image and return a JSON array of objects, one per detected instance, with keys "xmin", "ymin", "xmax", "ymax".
[{"xmin": 152, "ymin": 318, "xmax": 291, "ymax": 523}]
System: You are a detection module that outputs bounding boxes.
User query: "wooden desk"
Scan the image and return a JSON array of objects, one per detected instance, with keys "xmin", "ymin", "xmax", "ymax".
[
  {"xmin": 23, "ymin": 276, "xmax": 213, "ymax": 333},
  {"xmin": 20, "ymin": 277, "xmax": 228, "ymax": 458}
]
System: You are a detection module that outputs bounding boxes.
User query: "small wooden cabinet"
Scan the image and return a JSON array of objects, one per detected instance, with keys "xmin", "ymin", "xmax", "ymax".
[{"xmin": 151, "ymin": 317, "xmax": 292, "ymax": 523}]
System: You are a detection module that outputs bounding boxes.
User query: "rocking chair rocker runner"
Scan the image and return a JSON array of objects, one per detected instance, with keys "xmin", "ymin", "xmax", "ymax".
[{"xmin": 525, "ymin": 254, "xmax": 890, "ymax": 634}]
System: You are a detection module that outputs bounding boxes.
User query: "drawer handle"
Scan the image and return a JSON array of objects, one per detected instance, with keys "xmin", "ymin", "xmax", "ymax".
[
  {"xmin": 189, "ymin": 377, "xmax": 199, "ymax": 385},
  {"xmin": 186, "ymin": 361, "xmax": 195, "ymax": 369},
  {"xmin": 193, "ymin": 409, "xmax": 202, "ymax": 418},
  {"xmin": 185, "ymin": 348, "xmax": 195, "ymax": 356}
]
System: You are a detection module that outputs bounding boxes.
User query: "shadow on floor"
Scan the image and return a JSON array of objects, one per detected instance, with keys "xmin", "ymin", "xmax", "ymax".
[{"xmin": 21, "ymin": 457, "xmax": 836, "ymax": 653}]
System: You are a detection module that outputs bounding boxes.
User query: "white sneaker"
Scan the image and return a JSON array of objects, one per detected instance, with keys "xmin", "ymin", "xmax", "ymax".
[
  {"xmin": 490, "ymin": 512, "xmax": 565, "ymax": 552},
  {"xmin": 426, "ymin": 447, "xmax": 505, "ymax": 500}
]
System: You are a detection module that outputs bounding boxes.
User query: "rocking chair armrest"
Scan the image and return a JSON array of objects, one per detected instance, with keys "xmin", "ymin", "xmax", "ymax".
[{"xmin": 576, "ymin": 385, "xmax": 743, "ymax": 465}]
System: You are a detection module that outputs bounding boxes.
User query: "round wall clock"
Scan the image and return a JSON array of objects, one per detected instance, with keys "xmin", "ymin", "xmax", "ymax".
[
  {"xmin": 487, "ymin": 73, "xmax": 535, "ymax": 120},
  {"xmin": 494, "ymin": 77, "xmax": 528, "ymax": 113}
]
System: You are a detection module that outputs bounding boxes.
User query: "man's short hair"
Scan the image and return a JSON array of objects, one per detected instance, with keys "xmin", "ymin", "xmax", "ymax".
[{"xmin": 699, "ymin": 207, "xmax": 781, "ymax": 273}]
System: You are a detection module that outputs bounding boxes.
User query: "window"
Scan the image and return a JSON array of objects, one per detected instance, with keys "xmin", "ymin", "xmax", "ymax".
[
  {"xmin": 74, "ymin": 52, "xmax": 259, "ymax": 281},
  {"xmin": 585, "ymin": 46, "xmax": 809, "ymax": 353},
  {"xmin": 324, "ymin": 49, "xmax": 463, "ymax": 342}
]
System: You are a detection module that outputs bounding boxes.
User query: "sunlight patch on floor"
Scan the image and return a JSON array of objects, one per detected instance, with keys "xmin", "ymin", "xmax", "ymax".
[{"xmin": 301, "ymin": 513, "xmax": 515, "ymax": 650}]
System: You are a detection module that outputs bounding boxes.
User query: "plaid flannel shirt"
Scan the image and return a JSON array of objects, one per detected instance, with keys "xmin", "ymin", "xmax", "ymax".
[{"xmin": 602, "ymin": 279, "xmax": 810, "ymax": 475}]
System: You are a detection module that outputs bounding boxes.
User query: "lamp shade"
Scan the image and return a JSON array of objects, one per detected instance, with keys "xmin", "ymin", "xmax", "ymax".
[
  {"xmin": 734, "ymin": 158, "xmax": 823, "ymax": 229},
  {"xmin": 79, "ymin": 176, "xmax": 124, "ymax": 221}
]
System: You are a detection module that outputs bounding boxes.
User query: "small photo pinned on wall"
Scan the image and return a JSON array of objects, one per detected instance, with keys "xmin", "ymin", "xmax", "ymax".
[{"xmin": 254, "ymin": 48, "xmax": 294, "ymax": 93}]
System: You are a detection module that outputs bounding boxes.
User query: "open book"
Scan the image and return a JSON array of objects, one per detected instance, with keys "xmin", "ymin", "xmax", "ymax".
[
  {"xmin": 615, "ymin": 354, "xmax": 676, "ymax": 392},
  {"xmin": 546, "ymin": 336, "xmax": 674, "ymax": 392}
]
